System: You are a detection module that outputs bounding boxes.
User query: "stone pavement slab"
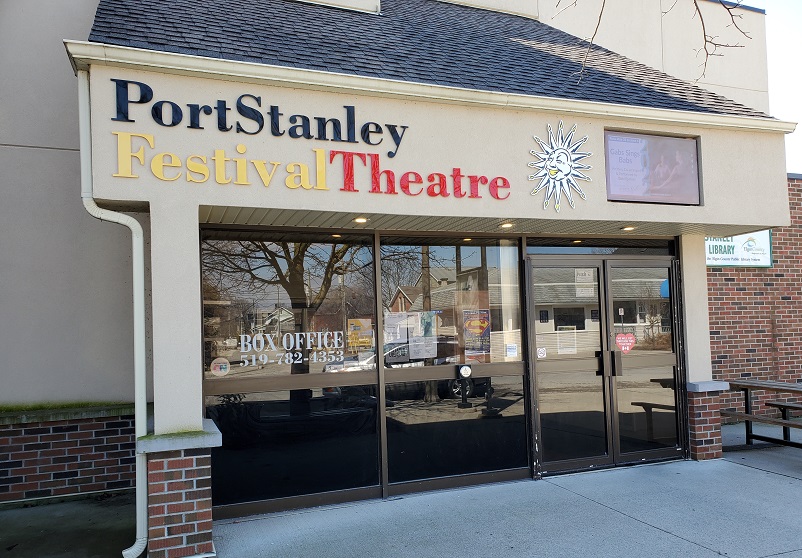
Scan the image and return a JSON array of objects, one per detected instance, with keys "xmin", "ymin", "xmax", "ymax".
[
  {"xmin": 214, "ymin": 451, "xmax": 802, "ymax": 558},
  {"xmin": 0, "ymin": 493, "xmax": 135, "ymax": 558},
  {"xmin": 2, "ymin": 443, "xmax": 801, "ymax": 558}
]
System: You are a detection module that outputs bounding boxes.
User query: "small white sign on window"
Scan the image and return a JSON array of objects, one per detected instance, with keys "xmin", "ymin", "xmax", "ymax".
[{"xmin": 575, "ymin": 268, "xmax": 595, "ymax": 283}]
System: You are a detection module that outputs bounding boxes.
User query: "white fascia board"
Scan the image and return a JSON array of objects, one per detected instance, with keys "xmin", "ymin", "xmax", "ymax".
[{"xmin": 65, "ymin": 40, "xmax": 797, "ymax": 135}]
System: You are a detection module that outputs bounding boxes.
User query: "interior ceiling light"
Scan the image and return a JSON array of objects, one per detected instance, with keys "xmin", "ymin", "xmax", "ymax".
[
  {"xmin": 621, "ymin": 226, "xmax": 636, "ymax": 231},
  {"xmin": 572, "ymin": 239, "xmax": 583, "ymax": 243},
  {"xmin": 354, "ymin": 217, "xmax": 368, "ymax": 224},
  {"xmin": 463, "ymin": 238, "xmax": 472, "ymax": 242},
  {"xmin": 332, "ymin": 234, "xmax": 342, "ymax": 238},
  {"xmin": 500, "ymin": 223, "xmax": 514, "ymax": 229}
]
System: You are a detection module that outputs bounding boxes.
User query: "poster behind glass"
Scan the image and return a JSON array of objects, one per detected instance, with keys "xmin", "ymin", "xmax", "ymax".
[{"xmin": 605, "ymin": 131, "xmax": 700, "ymax": 205}]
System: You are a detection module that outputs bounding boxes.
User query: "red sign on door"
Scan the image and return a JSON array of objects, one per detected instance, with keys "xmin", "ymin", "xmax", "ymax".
[{"xmin": 615, "ymin": 333, "xmax": 636, "ymax": 354}]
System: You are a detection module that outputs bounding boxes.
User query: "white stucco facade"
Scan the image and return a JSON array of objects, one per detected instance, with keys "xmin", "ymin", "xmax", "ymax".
[{"xmin": 61, "ymin": 41, "xmax": 791, "ymax": 431}]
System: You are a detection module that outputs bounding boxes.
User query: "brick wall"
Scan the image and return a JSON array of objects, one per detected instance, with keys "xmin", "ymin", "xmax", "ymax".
[
  {"xmin": 707, "ymin": 177, "xmax": 802, "ymax": 417},
  {"xmin": 0, "ymin": 415, "xmax": 135, "ymax": 503},
  {"xmin": 147, "ymin": 448, "xmax": 214, "ymax": 558},
  {"xmin": 688, "ymin": 391, "xmax": 723, "ymax": 460}
]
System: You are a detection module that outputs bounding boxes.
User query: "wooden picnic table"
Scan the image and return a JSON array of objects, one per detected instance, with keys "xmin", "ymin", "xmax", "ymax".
[{"xmin": 724, "ymin": 379, "xmax": 802, "ymax": 449}]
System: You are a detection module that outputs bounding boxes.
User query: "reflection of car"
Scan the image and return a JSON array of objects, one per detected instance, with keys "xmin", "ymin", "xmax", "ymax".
[
  {"xmin": 438, "ymin": 376, "xmax": 487, "ymax": 399},
  {"xmin": 322, "ymin": 345, "xmax": 424, "ymax": 374},
  {"xmin": 323, "ymin": 340, "xmax": 487, "ymax": 400}
]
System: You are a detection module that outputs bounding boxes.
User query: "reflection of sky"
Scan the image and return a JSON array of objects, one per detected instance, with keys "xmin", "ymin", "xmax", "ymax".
[
  {"xmin": 388, "ymin": 244, "xmax": 515, "ymax": 269},
  {"xmin": 216, "ymin": 241, "xmax": 374, "ymax": 306}
]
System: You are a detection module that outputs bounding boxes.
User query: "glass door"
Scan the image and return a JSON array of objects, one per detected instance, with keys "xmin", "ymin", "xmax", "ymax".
[
  {"xmin": 530, "ymin": 258, "xmax": 682, "ymax": 473},
  {"xmin": 606, "ymin": 261, "xmax": 681, "ymax": 462},
  {"xmin": 530, "ymin": 262, "xmax": 614, "ymax": 471}
]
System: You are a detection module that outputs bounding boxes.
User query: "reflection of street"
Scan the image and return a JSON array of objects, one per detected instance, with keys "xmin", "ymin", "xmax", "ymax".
[
  {"xmin": 386, "ymin": 388, "xmax": 524, "ymax": 426},
  {"xmin": 538, "ymin": 366, "xmax": 675, "ymax": 414}
]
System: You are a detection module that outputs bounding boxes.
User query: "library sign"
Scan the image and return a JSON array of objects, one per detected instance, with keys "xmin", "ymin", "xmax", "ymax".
[{"xmin": 705, "ymin": 230, "xmax": 772, "ymax": 267}]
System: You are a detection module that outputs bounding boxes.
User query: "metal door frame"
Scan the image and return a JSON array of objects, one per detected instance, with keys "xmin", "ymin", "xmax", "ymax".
[
  {"xmin": 604, "ymin": 258, "xmax": 684, "ymax": 465},
  {"xmin": 528, "ymin": 255, "xmax": 684, "ymax": 474}
]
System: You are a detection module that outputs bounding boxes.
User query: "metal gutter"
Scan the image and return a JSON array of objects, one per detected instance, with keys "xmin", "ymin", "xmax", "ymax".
[{"xmin": 78, "ymin": 70, "xmax": 149, "ymax": 558}]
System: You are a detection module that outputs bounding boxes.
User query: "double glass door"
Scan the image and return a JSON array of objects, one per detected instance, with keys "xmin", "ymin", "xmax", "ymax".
[{"xmin": 530, "ymin": 258, "xmax": 682, "ymax": 472}]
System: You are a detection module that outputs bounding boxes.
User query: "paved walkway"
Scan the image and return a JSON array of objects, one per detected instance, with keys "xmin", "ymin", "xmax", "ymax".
[
  {"xmin": 213, "ymin": 445, "xmax": 802, "ymax": 558},
  {"xmin": 2, "ymin": 423, "xmax": 800, "ymax": 557},
  {"xmin": 0, "ymin": 492, "xmax": 135, "ymax": 558}
]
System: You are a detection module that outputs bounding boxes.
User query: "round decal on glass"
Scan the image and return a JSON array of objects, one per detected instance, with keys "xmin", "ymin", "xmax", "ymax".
[{"xmin": 210, "ymin": 357, "xmax": 231, "ymax": 377}]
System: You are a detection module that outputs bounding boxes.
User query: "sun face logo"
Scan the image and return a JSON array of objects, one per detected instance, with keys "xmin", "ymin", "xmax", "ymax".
[{"xmin": 528, "ymin": 121, "xmax": 592, "ymax": 212}]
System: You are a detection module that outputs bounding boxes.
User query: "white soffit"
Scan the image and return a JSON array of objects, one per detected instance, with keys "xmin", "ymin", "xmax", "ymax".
[
  {"xmin": 65, "ymin": 41, "xmax": 796, "ymax": 135},
  {"xmin": 196, "ymin": 206, "xmax": 771, "ymax": 238}
]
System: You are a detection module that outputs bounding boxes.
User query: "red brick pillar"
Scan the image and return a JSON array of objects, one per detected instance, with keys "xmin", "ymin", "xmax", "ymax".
[
  {"xmin": 146, "ymin": 449, "xmax": 214, "ymax": 557},
  {"xmin": 138, "ymin": 419, "xmax": 220, "ymax": 558},
  {"xmin": 687, "ymin": 381, "xmax": 729, "ymax": 460}
]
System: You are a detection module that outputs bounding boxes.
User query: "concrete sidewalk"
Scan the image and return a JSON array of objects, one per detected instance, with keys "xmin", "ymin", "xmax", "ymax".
[
  {"xmin": 0, "ymin": 492, "xmax": 136, "ymax": 558},
  {"xmin": 213, "ymin": 446, "xmax": 802, "ymax": 558},
  {"xmin": 2, "ymin": 422, "xmax": 800, "ymax": 558}
]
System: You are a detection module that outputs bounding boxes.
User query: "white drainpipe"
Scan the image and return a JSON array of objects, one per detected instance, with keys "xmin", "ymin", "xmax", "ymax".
[{"xmin": 77, "ymin": 70, "xmax": 148, "ymax": 558}]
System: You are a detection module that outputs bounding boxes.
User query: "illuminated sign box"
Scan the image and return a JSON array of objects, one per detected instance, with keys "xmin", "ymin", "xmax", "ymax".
[{"xmin": 605, "ymin": 131, "xmax": 700, "ymax": 205}]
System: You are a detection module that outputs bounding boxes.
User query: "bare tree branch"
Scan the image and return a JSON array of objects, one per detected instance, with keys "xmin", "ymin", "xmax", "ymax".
[
  {"xmin": 576, "ymin": 0, "xmax": 605, "ymax": 81},
  {"xmin": 560, "ymin": 0, "xmax": 752, "ymax": 82},
  {"xmin": 691, "ymin": 0, "xmax": 749, "ymax": 78}
]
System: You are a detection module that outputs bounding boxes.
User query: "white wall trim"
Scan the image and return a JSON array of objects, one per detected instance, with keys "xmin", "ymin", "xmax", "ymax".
[{"xmin": 65, "ymin": 41, "xmax": 796, "ymax": 135}]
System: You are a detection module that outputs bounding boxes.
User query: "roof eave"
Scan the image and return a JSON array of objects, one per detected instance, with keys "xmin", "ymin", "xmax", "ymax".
[{"xmin": 65, "ymin": 40, "xmax": 797, "ymax": 135}]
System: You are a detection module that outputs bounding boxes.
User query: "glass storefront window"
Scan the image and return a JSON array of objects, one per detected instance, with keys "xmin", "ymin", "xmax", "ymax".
[
  {"xmin": 379, "ymin": 238, "xmax": 522, "ymax": 368},
  {"xmin": 206, "ymin": 390, "xmax": 379, "ymax": 504},
  {"xmin": 385, "ymin": 376, "xmax": 528, "ymax": 483},
  {"xmin": 200, "ymin": 231, "xmax": 377, "ymax": 382}
]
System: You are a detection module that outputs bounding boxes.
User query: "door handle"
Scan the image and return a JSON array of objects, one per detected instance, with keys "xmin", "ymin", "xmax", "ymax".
[
  {"xmin": 595, "ymin": 350, "xmax": 611, "ymax": 376},
  {"xmin": 611, "ymin": 350, "xmax": 623, "ymax": 376}
]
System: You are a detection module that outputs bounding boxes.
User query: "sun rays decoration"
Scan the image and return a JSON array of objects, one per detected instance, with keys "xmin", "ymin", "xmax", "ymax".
[{"xmin": 528, "ymin": 121, "xmax": 592, "ymax": 212}]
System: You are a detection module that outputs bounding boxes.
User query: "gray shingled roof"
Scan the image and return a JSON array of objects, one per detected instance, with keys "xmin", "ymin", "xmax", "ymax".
[{"xmin": 88, "ymin": 0, "xmax": 768, "ymax": 118}]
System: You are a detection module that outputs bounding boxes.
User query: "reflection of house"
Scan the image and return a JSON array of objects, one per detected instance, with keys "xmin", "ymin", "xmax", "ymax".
[
  {"xmin": 388, "ymin": 286, "xmax": 422, "ymax": 312},
  {"xmin": 407, "ymin": 268, "xmax": 520, "ymax": 330},
  {"xmin": 533, "ymin": 268, "xmax": 670, "ymax": 357},
  {"xmin": 260, "ymin": 307, "xmax": 295, "ymax": 336},
  {"xmin": 398, "ymin": 267, "xmax": 521, "ymax": 362}
]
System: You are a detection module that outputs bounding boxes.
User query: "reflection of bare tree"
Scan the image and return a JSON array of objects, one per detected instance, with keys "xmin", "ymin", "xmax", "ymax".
[
  {"xmin": 376, "ymin": 245, "xmax": 459, "ymax": 312},
  {"xmin": 202, "ymin": 240, "xmax": 368, "ymax": 312},
  {"xmin": 202, "ymin": 239, "xmax": 371, "ymax": 415},
  {"xmin": 421, "ymin": 246, "xmax": 439, "ymax": 402},
  {"xmin": 373, "ymin": 246, "xmax": 421, "ymax": 311},
  {"xmin": 635, "ymin": 286, "xmax": 671, "ymax": 351}
]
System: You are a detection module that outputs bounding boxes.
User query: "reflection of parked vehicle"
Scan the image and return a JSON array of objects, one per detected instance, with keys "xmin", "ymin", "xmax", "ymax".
[
  {"xmin": 439, "ymin": 377, "xmax": 487, "ymax": 399},
  {"xmin": 322, "ymin": 345, "xmax": 424, "ymax": 374},
  {"xmin": 322, "ymin": 340, "xmax": 488, "ymax": 401},
  {"xmin": 323, "ymin": 337, "xmax": 476, "ymax": 373}
]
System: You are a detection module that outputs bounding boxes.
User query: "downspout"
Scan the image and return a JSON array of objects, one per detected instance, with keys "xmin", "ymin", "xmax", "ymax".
[{"xmin": 77, "ymin": 70, "xmax": 148, "ymax": 558}]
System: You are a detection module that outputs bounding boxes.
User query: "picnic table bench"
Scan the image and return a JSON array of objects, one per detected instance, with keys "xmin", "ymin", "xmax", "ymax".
[
  {"xmin": 722, "ymin": 380, "xmax": 802, "ymax": 449},
  {"xmin": 631, "ymin": 401, "xmax": 674, "ymax": 441}
]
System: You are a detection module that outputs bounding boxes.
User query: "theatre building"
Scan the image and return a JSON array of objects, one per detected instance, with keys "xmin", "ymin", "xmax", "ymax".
[{"xmin": 1, "ymin": 0, "xmax": 795, "ymax": 556}]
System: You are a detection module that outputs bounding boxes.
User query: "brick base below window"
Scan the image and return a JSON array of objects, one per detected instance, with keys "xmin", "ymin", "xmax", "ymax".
[
  {"xmin": 0, "ymin": 415, "xmax": 135, "ymax": 503},
  {"xmin": 147, "ymin": 448, "xmax": 214, "ymax": 558},
  {"xmin": 688, "ymin": 391, "xmax": 723, "ymax": 460}
]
